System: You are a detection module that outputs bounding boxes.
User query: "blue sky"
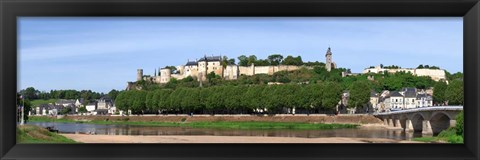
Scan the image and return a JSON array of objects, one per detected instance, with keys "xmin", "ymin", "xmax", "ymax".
[{"xmin": 18, "ymin": 17, "xmax": 463, "ymax": 93}]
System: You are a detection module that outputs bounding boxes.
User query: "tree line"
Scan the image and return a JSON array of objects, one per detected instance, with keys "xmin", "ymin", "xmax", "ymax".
[
  {"xmin": 433, "ymin": 79, "xmax": 464, "ymax": 105},
  {"xmin": 115, "ymin": 82, "xmax": 374, "ymax": 115},
  {"xmin": 236, "ymin": 54, "xmax": 305, "ymax": 66},
  {"xmin": 18, "ymin": 87, "xmax": 120, "ymax": 104}
]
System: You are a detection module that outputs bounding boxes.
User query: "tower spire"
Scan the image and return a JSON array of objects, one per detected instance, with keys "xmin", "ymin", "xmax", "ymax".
[{"xmin": 326, "ymin": 46, "xmax": 332, "ymax": 56}]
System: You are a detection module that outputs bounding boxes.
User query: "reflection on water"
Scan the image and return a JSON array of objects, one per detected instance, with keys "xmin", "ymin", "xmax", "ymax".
[{"xmin": 28, "ymin": 122, "xmax": 423, "ymax": 140}]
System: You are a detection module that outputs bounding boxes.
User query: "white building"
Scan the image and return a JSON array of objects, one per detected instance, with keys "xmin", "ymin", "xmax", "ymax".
[
  {"xmin": 371, "ymin": 88, "xmax": 434, "ymax": 112},
  {"xmin": 97, "ymin": 97, "xmax": 113, "ymax": 110},
  {"xmin": 390, "ymin": 91, "xmax": 404, "ymax": 109},
  {"xmin": 55, "ymin": 99, "xmax": 76, "ymax": 107},
  {"xmin": 75, "ymin": 99, "xmax": 83, "ymax": 107},
  {"xmin": 86, "ymin": 102, "xmax": 97, "ymax": 112},
  {"xmin": 416, "ymin": 94, "xmax": 433, "ymax": 108},
  {"xmin": 403, "ymin": 88, "xmax": 417, "ymax": 109}
]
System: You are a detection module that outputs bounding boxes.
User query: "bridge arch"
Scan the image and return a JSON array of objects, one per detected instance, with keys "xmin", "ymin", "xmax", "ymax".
[
  {"xmin": 410, "ymin": 113, "xmax": 425, "ymax": 132},
  {"xmin": 429, "ymin": 111, "xmax": 452, "ymax": 135}
]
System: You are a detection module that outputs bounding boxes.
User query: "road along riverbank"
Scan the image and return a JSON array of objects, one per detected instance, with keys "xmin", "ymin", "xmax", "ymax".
[{"xmin": 60, "ymin": 134, "xmax": 423, "ymax": 143}]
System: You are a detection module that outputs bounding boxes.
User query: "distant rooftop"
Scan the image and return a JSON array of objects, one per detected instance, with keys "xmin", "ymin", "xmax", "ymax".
[
  {"xmin": 390, "ymin": 91, "xmax": 403, "ymax": 97},
  {"xmin": 198, "ymin": 56, "xmax": 221, "ymax": 62},
  {"xmin": 185, "ymin": 61, "xmax": 198, "ymax": 66}
]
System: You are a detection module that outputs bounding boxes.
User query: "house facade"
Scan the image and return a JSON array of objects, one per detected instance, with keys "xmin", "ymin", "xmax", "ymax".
[
  {"xmin": 390, "ymin": 91, "xmax": 404, "ymax": 109},
  {"xmin": 370, "ymin": 88, "xmax": 434, "ymax": 113}
]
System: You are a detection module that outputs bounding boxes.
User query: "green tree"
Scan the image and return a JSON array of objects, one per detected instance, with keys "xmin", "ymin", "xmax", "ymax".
[
  {"xmin": 60, "ymin": 107, "xmax": 72, "ymax": 115},
  {"xmin": 228, "ymin": 58, "xmax": 236, "ymax": 65},
  {"xmin": 238, "ymin": 55, "xmax": 248, "ymax": 66},
  {"xmin": 448, "ymin": 72, "xmax": 463, "ymax": 81},
  {"xmin": 348, "ymin": 81, "xmax": 371, "ymax": 109},
  {"xmin": 247, "ymin": 55, "xmax": 257, "ymax": 66},
  {"xmin": 115, "ymin": 91, "xmax": 128, "ymax": 111},
  {"xmin": 145, "ymin": 91, "xmax": 155, "ymax": 111},
  {"xmin": 78, "ymin": 106, "xmax": 87, "ymax": 113},
  {"xmin": 21, "ymin": 87, "xmax": 39, "ymax": 100},
  {"xmin": 164, "ymin": 66, "xmax": 178, "ymax": 74},
  {"xmin": 445, "ymin": 80, "xmax": 464, "ymax": 105},
  {"xmin": 455, "ymin": 111, "xmax": 464, "ymax": 136},
  {"xmin": 267, "ymin": 54, "xmax": 284, "ymax": 65},
  {"xmin": 305, "ymin": 84, "xmax": 323, "ymax": 111},
  {"xmin": 164, "ymin": 78, "xmax": 178, "ymax": 89},
  {"xmin": 244, "ymin": 85, "xmax": 264, "ymax": 113},
  {"xmin": 322, "ymin": 82, "xmax": 342, "ymax": 111},
  {"xmin": 108, "ymin": 89, "xmax": 120, "ymax": 101},
  {"xmin": 433, "ymin": 80, "xmax": 448, "ymax": 105},
  {"xmin": 156, "ymin": 89, "xmax": 172, "ymax": 113},
  {"xmin": 282, "ymin": 55, "xmax": 303, "ymax": 66},
  {"xmin": 131, "ymin": 90, "xmax": 147, "ymax": 114}
]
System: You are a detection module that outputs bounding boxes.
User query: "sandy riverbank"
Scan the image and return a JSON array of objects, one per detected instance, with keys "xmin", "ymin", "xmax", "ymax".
[{"xmin": 61, "ymin": 134, "xmax": 422, "ymax": 143}]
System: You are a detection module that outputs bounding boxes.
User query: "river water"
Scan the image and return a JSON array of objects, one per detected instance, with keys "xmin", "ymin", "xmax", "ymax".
[{"xmin": 28, "ymin": 122, "xmax": 426, "ymax": 140}]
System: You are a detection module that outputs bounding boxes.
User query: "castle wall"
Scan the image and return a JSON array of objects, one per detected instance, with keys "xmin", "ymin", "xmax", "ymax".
[
  {"xmin": 414, "ymin": 69, "xmax": 446, "ymax": 81},
  {"xmin": 153, "ymin": 76, "xmax": 161, "ymax": 83},
  {"xmin": 278, "ymin": 65, "xmax": 301, "ymax": 72},
  {"xmin": 224, "ymin": 65, "xmax": 239, "ymax": 80},
  {"xmin": 176, "ymin": 65, "xmax": 185, "ymax": 75},
  {"xmin": 254, "ymin": 66, "xmax": 270, "ymax": 75},
  {"xmin": 239, "ymin": 66, "xmax": 253, "ymax": 76},
  {"xmin": 183, "ymin": 65, "xmax": 198, "ymax": 78},
  {"xmin": 171, "ymin": 74, "xmax": 185, "ymax": 80},
  {"xmin": 362, "ymin": 67, "xmax": 446, "ymax": 81}
]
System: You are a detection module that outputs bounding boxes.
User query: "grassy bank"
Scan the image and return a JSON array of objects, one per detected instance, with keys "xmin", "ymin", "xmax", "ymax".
[
  {"xmin": 17, "ymin": 125, "xmax": 78, "ymax": 143},
  {"xmin": 412, "ymin": 128, "xmax": 463, "ymax": 143},
  {"xmin": 29, "ymin": 116, "xmax": 359, "ymax": 130}
]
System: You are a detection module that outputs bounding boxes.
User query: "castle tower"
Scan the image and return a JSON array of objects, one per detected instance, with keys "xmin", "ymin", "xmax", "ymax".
[
  {"xmin": 325, "ymin": 47, "xmax": 333, "ymax": 72},
  {"xmin": 197, "ymin": 55, "xmax": 208, "ymax": 82},
  {"xmin": 137, "ymin": 69, "xmax": 143, "ymax": 81},
  {"xmin": 160, "ymin": 68, "xmax": 172, "ymax": 83}
]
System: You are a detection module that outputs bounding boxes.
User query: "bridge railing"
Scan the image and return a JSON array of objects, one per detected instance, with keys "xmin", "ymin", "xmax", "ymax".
[{"xmin": 373, "ymin": 106, "xmax": 463, "ymax": 116}]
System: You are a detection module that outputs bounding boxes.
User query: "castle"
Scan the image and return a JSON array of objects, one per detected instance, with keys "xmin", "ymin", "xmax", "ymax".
[
  {"xmin": 127, "ymin": 47, "xmax": 449, "ymax": 90},
  {"xmin": 129, "ymin": 47, "xmax": 337, "ymax": 86}
]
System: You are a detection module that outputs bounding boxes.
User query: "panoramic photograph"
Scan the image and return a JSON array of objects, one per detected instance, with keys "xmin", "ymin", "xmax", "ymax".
[{"xmin": 17, "ymin": 17, "xmax": 463, "ymax": 143}]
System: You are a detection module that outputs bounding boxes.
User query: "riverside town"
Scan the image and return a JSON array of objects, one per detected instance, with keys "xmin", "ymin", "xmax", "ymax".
[
  {"xmin": 17, "ymin": 47, "xmax": 464, "ymax": 144},
  {"xmin": 17, "ymin": 17, "xmax": 463, "ymax": 144}
]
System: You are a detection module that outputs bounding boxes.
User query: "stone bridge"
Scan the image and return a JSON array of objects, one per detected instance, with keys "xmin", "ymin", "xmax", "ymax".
[{"xmin": 373, "ymin": 106, "xmax": 463, "ymax": 135}]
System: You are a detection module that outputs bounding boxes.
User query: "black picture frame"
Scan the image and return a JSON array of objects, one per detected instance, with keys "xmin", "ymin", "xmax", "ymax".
[{"xmin": 1, "ymin": 0, "xmax": 479, "ymax": 160}]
